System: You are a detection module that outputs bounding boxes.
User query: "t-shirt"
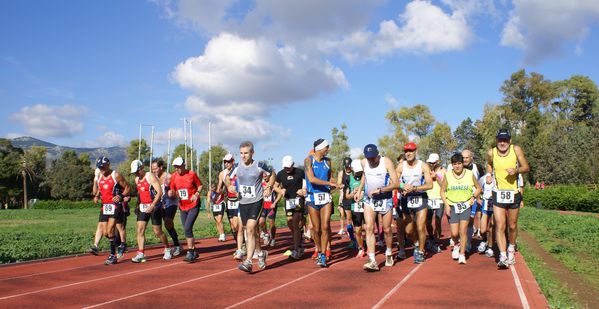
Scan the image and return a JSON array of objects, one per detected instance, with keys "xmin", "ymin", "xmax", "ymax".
[
  {"xmin": 169, "ymin": 170, "xmax": 203, "ymax": 211},
  {"xmin": 230, "ymin": 161, "xmax": 272, "ymax": 205},
  {"xmin": 276, "ymin": 168, "xmax": 305, "ymax": 199}
]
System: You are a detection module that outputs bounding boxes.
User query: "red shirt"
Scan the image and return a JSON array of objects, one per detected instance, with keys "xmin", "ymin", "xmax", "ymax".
[
  {"xmin": 262, "ymin": 181, "xmax": 275, "ymax": 209},
  {"xmin": 98, "ymin": 172, "xmax": 118, "ymax": 205},
  {"xmin": 170, "ymin": 170, "xmax": 202, "ymax": 211},
  {"xmin": 136, "ymin": 173, "xmax": 153, "ymax": 204}
]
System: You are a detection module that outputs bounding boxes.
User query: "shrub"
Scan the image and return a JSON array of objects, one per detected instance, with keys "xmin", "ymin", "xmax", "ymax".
[{"xmin": 523, "ymin": 185, "xmax": 599, "ymax": 213}]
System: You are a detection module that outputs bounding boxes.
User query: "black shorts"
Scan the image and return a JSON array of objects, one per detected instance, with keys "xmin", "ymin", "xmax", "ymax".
[
  {"xmin": 98, "ymin": 204, "xmax": 124, "ymax": 223},
  {"xmin": 492, "ymin": 192, "xmax": 522, "ymax": 209},
  {"xmin": 400, "ymin": 194, "xmax": 428, "ymax": 215},
  {"xmin": 261, "ymin": 207, "xmax": 277, "ymax": 219},
  {"xmin": 137, "ymin": 207, "xmax": 163, "ymax": 226},
  {"xmin": 211, "ymin": 202, "xmax": 226, "ymax": 217},
  {"xmin": 351, "ymin": 211, "xmax": 364, "ymax": 226},
  {"xmin": 226, "ymin": 200, "xmax": 239, "ymax": 219},
  {"xmin": 239, "ymin": 200, "xmax": 263, "ymax": 225},
  {"xmin": 163, "ymin": 206, "xmax": 177, "ymax": 220},
  {"xmin": 341, "ymin": 200, "xmax": 352, "ymax": 211}
]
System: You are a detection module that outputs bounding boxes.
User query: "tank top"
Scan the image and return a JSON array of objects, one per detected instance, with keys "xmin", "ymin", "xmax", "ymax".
[
  {"xmin": 305, "ymin": 156, "xmax": 331, "ymax": 194},
  {"xmin": 161, "ymin": 174, "xmax": 178, "ymax": 208},
  {"xmin": 401, "ymin": 160, "xmax": 425, "ymax": 195},
  {"xmin": 224, "ymin": 169, "xmax": 239, "ymax": 200},
  {"xmin": 231, "ymin": 161, "xmax": 272, "ymax": 205},
  {"xmin": 262, "ymin": 181, "xmax": 276, "ymax": 208},
  {"xmin": 97, "ymin": 171, "xmax": 123, "ymax": 205},
  {"xmin": 445, "ymin": 169, "xmax": 474, "ymax": 205},
  {"xmin": 492, "ymin": 145, "xmax": 518, "ymax": 191},
  {"xmin": 136, "ymin": 173, "xmax": 157, "ymax": 205},
  {"xmin": 427, "ymin": 178, "xmax": 442, "ymax": 200},
  {"xmin": 363, "ymin": 157, "xmax": 392, "ymax": 200}
]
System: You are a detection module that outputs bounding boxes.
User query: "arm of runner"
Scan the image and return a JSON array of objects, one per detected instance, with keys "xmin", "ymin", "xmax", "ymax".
[
  {"xmin": 114, "ymin": 172, "xmax": 130, "ymax": 203},
  {"xmin": 146, "ymin": 173, "xmax": 163, "ymax": 213},
  {"xmin": 216, "ymin": 171, "xmax": 224, "ymax": 195},
  {"xmin": 485, "ymin": 149, "xmax": 494, "ymax": 184},
  {"xmin": 418, "ymin": 162, "xmax": 434, "ymax": 191},
  {"xmin": 512, "ymin": 145, "xmax": 530, "ymax": 175},
  {"xmin": 382, "ymin": 157, "xmax": 399, "ymax": 193},
  {"xmin": 395, "ymin": 162, "xmax": 405, "ymax": 193},
  {"xmin": 471, "ymin": 173, "xmax": 482, "ymax": 206},
  {"xmin": 304, "ymin": 156, "xmax": 333, "ymax": 187},
  {"xmin": 440, "ymin": 174, "xmax": 451, "ymax": 217},
  {"xmin": 206, "ymin": 190, "xmax": 213, "ymax": 219},
  {"xmin": 190, "ymin": 172, "xmax": 203, "ymax": 203}
]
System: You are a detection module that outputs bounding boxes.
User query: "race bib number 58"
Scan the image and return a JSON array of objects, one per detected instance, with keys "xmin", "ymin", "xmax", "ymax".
[{"xmin": 496, "ymin": 190, "xmax": 514, "ymax": 204}]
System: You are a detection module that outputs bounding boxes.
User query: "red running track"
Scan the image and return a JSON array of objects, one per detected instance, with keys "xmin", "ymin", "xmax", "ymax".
[{"xmin": 0, "ymin": 223, "xmax": 547, "ymax": 309}]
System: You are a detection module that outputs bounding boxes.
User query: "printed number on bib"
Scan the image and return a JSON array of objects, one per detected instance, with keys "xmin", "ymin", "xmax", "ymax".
[
  {"xmin": 407, "ymin": 196, "xmax": 422, "ymax": 209},
  {"xmin": 178, "ymin": 189, "xmax": 189, "ymax": 201},
  {"xmin": 102, "ymin": 204, "xmax": 115, "ymax": 215},
  {"xmin": 139, "ymin": 203, "xmax": 150, "ymax": 213},
  {"xmin": 227, "ymin": 200, "xmax": 239, "ymax": 210},
  {"xmin": 453, "ymin": 202, "xmax": 469, "ymax": 214},
  {"xmin": 285, "ymin": 198, "xmax": 300, "ymax": 210},
  {"xmin": 372, "ymin": 199, "xmax": 387, "ymax": 212},
  {"xmin": 496, "ymin": 190, "xmax": 514, "ymax": 204},
  {"xmin": 353, "ymin": 202, "xmax": 365, "ymax": 213},
  {"xmin": 314, "ymin": 192, "xmax": 331, "ymax": 206},
  {"xmin": 428, "ymin": 199, "xmax": 441, "ymax": 210},
  {"xmin": 240, "ymin": 185, "xmax": 256, "ymax": 199},
  {"xmin": 212, "ymin": 203, "xmax": 222, "ymax": 212}
]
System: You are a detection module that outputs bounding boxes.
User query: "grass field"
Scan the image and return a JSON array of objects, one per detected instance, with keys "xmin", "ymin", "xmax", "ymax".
[{"xmin": 518, "ymin": 207, "xmax": 599, "ymax": 308}]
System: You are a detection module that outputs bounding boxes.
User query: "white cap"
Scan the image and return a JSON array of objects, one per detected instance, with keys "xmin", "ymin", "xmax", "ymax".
[
  {"xmin": 172, "ymin": 157, "xmax": 184, "ymax": 166},
  {"xmin": 351, "ymin": 160, "xmax": 363, "ymax": 173},
  {"xmin": 427, "ymin": 153, "xmax": 440, "ymax": 163},
  {"xmin": 223, "ymin": 153, "xmax": 233, "ymax": 161},
  {"xmin": 130, "ymin": 160, "xmax": 143, "ymax": 174},
  {"xmin": 282, "ymin": 155, "xmax": 294, "ymax": 168}
]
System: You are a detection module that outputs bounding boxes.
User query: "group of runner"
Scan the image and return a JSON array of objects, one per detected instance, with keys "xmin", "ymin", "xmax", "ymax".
[{"xmin": 90, "ymin": 128, "xmax": 529, "ymax": 272}]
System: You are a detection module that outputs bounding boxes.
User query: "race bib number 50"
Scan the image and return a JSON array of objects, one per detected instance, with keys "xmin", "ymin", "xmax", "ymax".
[
  {"xmin": 102, "ymin": 204, "xmax": 115, "ymax": 215},
  {"xmin": 496, "ymin": 190, "xmax": 514, "ymax": 204}
]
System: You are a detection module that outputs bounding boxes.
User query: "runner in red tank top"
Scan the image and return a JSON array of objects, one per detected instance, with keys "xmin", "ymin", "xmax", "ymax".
[
  {"xmin": 207, "ymin": 183, "xmax": 226, "ymax": 242},
  {"xmin": 259, "ymin": 173, "xmax": 281, "ymax": 247}
]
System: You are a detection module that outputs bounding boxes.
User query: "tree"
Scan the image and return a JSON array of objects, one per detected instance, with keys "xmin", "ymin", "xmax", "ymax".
[
  {"xmin": 127, "ymin": 139, "xmax": 150, "ymax": 163},
  {"xmin": 329, "ymin": 124, "xmax": 350, "ymax": 173},
  {"xmin": 46, "ymin": 150, "xmax": 94, "ymax": 200},
  {"xmin": 0, "ymin": 139, "xmax": 23, "ymax": 208},
  {"xmin": 453, "ymin": 117, "xmax": 481, "ymax": 153},
  {"xmin": 378, "ymin": 105, "xmax": 435, "ymax": 161},
  {"xmin": 197, "ymin": 145, "xmax": 229, "ymax": 194},
  {"xmin": 172, "ymin": 144, "xmax": 198, "ymax": 170},
  {"xmin": 553, "ymin": 75, "xmax": 599, "ymax": 125},
  {"xmin": 420, "ymin": 122, "xmax": 457, "ymax": 163}
]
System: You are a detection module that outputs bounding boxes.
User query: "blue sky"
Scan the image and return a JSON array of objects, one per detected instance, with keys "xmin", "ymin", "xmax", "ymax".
[{"xmin": 1, "ymin": 0, "xmax": 599, "ymax": 168}]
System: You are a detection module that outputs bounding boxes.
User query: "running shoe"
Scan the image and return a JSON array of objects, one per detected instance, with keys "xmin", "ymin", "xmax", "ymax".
[
  {"xmin": 508, "ymin": 248, "xmax": 516, "ymax": 265},
  {"xmin": 452, "ymin": 245, "xmax": 460, "ymax": 260},
  {"xmin": 497, "ymin": 256, "xmax": 509, "ymax": 269},
  {"xmin": 89, "ymin": 245, "xmax": 99, "ymax": 256},
  {"xmin": 414, "ymin": 250, "xmax": 425, "ymax": 264},
  {"xmin": 172, "ymin": 246, "xmax": 183, "ymax": 257},
  {"xmin": 269, "ymin": 238, "xmax": 276, "ymax": 247},
  {"xmin": 290, "ymin": 250, "xmax": 302, "ymax": 260},
  {"xmin": 163, "ymin": 248, "xmax": 172, "ymax": 260},
  {"xmin": 325, "ymin": 249, "xmax": 331, "ymax": 261},
  {"xmin": 117, "ymin": 244, "xmax": 127, "ymax": 259},
  {"xmin": 131, "ymin": 252, "xmax": 146, "ymax": 263},
  {"xmin": 458, "ymin": 254, "xmax": 467, "ymax": 264},
  {"xmin": 318, "ymin": 253, "xmax": 328, "ymax": 268},
  {"xmin": 396, "ymin": 249, "xmax": 406, "ymax": 260},
  {"xmin": 258, "ymin": 250, "xmax": 268, "ymax": 270},
  {"xmin": 478, "ymin": 241, "xmax": 487, "ymax": 254},
  {"xmin": 218, "ymin": 234, "xmax": 226, "ymax": 242},
  {"xmin": 337, "ymin": 229, "xmax": 346, "ymax": 236},
  {"xmin": 316, "ymin": 254, "xmax": 323, "ymax": 266},
  {"xmin": 184, "ymin": 250, "xmax": 198, "ymax": 263},
  {"xmin": 485, "ymin": 248, "xmax": 495, "ymax": 258},
  {"xmin": 104, "ymin": 254, "xmax": 117, "ymax": 265},
  {"xmin": 385, "ymin": 254, "xmax": 394, "ymax": 267},
  {"xmin": 233, "ymin": 249, "xmax": 244, "ymax": 260},
  {"xmin": 449, "ymin": 238, "xmax": 455, "ymax": 247},
  {"xmin": 363, "ymin": 259, "xmax": 379, "ymax": 272},
  {"xmin": 433, "ymin": 244, "xmax": 442, "ymax": 253},
  {"xmin": 239, "ymin": 260, "xmax": 252, "ymax": 273},
  {"xmin": 311, "ymin": 250, "xmax": 319, "ymax": 260},
  {"xmin": 263, "ymin": 234, "xmax": 270, "ymax": 246},
  {"xmin": 356, "ymin": 249, "xmax": 365, "ymax": 258}
]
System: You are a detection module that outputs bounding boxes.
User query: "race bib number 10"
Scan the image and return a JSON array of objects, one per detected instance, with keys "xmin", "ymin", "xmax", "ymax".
[
  {"xmin": 496, "ymin": 190, "xmax": 514, "ymax": 204},
  {"xmin": 314, "ymin": 192, "xmax": 331, "ymax": 206},
  {"xmin": 178, "ymin": 189, "xmax": 189, "ymax": 201},
  {"xmin": 103, "ymin": 204, "xmax": 115, "ymax": 215},
  {"xmin": 407, "ymin": 196, "xmax": 422, "ymax": 209},
  {"xmin": 454, "ymin": 202, "xmax": 469, "ymax": 214},
  {"xmin": 240, "ymin": 185, "xmax": 256, "ymax": 199}
]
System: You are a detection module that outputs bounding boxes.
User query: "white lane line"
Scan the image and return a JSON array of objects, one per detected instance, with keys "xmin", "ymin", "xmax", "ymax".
[
  {"xmin": 510, "ymin": 265, "xmax": 530, "ymax": 309},
  {"xmin": 2, "ymin": 265, "xmax": 95, "ymax": 281},
  {"xmin": 0, "ymin": 262, "xmax": 183, "ymax": 300},
  {"xmin": 371, "ymin": 264, "xmax": 423, "ymax": 309}
]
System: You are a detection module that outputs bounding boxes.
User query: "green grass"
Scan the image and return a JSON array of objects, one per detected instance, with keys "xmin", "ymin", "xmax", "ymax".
[{"xmin": 519, "ymin": 207, "xmax": 599, "ymax": 307}]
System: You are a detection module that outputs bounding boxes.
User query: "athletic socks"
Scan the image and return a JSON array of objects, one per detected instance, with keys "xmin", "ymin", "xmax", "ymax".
[
  {"xmin": 167, "ymin": 228, "xmax": 180, "ymax": 246},
  {"xmin": 368, "ymin": 252, "xmax": 376, "ymax": 261},
  {"xmin": 109, "ymin": 237, "xmax": 116, "ymax": 255},
  {"xmin": 385, "ymin": 247, "xmax": 392, "ymax": 256},
  {"xmin": 346, "ymin": 224, "xmax": 356, "ymax": 242}
]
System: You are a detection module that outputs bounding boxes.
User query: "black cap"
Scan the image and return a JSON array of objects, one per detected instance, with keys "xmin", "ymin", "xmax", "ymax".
[
  {"xmin": 343, "ymin": 157, "xmax": 352, "ymax": 168},
  {"xmin": 496, "ymin": 129, "xmax": 511, "ymax": 140},
  {"xmin": 96, "ymin": 156, "xmax": 109, "ymax": 168}
]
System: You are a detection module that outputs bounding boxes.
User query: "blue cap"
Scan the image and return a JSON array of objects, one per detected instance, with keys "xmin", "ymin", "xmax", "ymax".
[
  {"xmin": 496, "ymin": 129, "xmax": 511, "ymax": 140},
  {"xmin": 96, "ymin": 156, "xmax": 109, "ymax": 168},
  {"xmin": 363, "ymin": 144, "xmax": 379, "ymax": 158}
]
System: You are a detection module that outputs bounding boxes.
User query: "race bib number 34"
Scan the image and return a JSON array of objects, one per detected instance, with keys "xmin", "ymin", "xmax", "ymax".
[
  {"xmin": 496, "ymin": 190, "xmax": 514, "ymax": 204},
  {"xmin": 240, "ymin": 185, "xmax": 256, "ymax": 199},
  {"xmin": 407, "ymin": 196, "xmax": 422, "ymax": 209},
  {"xmin": 314, "ymin": 192, "xmax": 331, "ymax": 206},
  {"xmin": 102, "ymin": 204, "xmax": 115, "ymax": 215}
]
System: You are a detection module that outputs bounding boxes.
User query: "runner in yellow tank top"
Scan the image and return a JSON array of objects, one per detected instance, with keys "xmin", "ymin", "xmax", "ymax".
[{"xmin": 485, "ymin": 129, "xmax": 529, "ymax": 269}]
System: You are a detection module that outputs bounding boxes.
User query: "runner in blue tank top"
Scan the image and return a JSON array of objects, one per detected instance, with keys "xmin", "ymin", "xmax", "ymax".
[{"xmin": 304, "ymin": 138, "xmax": 338, "ymax": 267}]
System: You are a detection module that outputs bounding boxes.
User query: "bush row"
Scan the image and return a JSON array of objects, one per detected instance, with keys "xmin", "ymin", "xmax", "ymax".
[{"xmin": 523, "ymin": 185, "xmax": 599, "ymax": 213}]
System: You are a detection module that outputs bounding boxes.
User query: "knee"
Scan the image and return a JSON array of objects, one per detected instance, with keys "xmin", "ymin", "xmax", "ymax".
[
  {"xmin": 383, "ymin": 226, "xmax": 392, "ymax": 235},
  {"xmin": 312, "ymin": 226, "xmax": 321, "ymax": 235}
]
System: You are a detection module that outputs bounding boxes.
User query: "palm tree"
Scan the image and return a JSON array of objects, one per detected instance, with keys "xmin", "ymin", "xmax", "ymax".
[{"xmin": 18, "ymin": 155, "xmax": 33, "ymax": 209}]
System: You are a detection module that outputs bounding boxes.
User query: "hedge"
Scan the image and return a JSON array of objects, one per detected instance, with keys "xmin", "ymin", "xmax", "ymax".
[{"xmin": 523, "ymin": 185, "xmax": 599, "ymax": 213}]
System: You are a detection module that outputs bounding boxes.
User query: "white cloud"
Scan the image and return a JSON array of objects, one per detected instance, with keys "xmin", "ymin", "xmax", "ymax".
[
  {"xmin": 82, "ymin": 131, "xmax": 126, "ymax": 148},
  {"xmin": 5, "ymin": 133, "xmax": 23, "ymax": 139},
  {"xmin": 9, "ymin": 104, "xmax": 85, "ymax": 138},
  {"xmin": 350, "ymin": 147, "xmax": 363, "ymax": 159},
  {"xmin": 500, "ymin": 0, "xmax": 599, "ymax": 64}
]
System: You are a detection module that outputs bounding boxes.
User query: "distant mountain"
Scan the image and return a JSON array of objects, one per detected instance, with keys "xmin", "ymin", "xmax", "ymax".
[{"xmin": 10, "ymin": 136, "xmax": 127, "ymax": 166}]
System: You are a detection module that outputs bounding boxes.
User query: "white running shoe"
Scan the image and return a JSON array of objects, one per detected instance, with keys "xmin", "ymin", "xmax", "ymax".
[
  {"xmin": 458, "ymin": 254, "xmax": 466, "ymax": 264},
  {"xmin": 477, "ymin": 241, "xmax": 487, "ymax": 253},
  {"xmin": 337, "ymin": 229, "xmax": 346, "ymax": 236},
  {"xmin": 449, "ymin": 238, "xmax": 455, "ymax": 247},
  {"xmin": 131, "ymin": 252, "xmax": 146, "ymax": 263},
  {"xmin": 233, "ymin": 249, "xmax": 244, "ymax": 260},
  {"xmin": 452, "ymin": 245, "xmax": 460, "ymax": 260},
  {"xmin": 172, "ymin": 246, "xmax": 183, "ymax": 257},
  {"xmin": 363, "ymin": 259, "xmax": 380, "ymax": 272},
  {"xmin": 508, "ymin": 248, "xmax": 516, "ymax": 265},
  {"xmin": 269, "ymin": 238, "xmax": 275, "ymax": 247},
  {"xmin": 485, "ymin": 248, "xmax": 494, "ymax": 258},
  {"xmin": 163, "ymin": 248, "xmax": 172, "ymax": 260},
  {"xmin": 218, "ymin": 234, "xmax": 226, "ymax": 242},
  {"xmin": 258, "ymin": 250, "xmax": 268, "ymax": 270},
  {"xmin": 385, "ymin": 254, "xmax": 394, "ymax": 267}
]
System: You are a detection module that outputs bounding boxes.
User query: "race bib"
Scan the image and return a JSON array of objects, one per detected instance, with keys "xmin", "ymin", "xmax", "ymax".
[
  {"xmin": 314, "ymin": 192, "xmax": 331, "ymax": 206},
  {"xmin": 453, "ymin": 202, "xmax": 469, "ymax": 214},
  {"xmin": 371, "ymin": 199, "xmax": 388, "ymax": 212},
  {"xmin": 227, "ymin": 200, "xmax": 239, "ymax": 210},
  {"xmin": 212, "ymin": 203, "xmax": 222, "ymax": 212},
  {"xmin": 285, "ymin": 198, "xmax": 300, "ymax": 210},
  {"xmin": 240, "ymin": 185, "xmax": 256, "ymax": 199},
  {"xmin": 353, "ymin": 202, "xmax": 364, "ymax": 213},
  {"xmin": 428, "ymin": 199, "xmax": 441, "ymax": 210},
  {"xmin": 102, "ymin": 203, "xmax": 115, "ymax": 215},
  {"xmin": 407, "ymin": 196, "xmax": 423, "ymax": 209},
  {"xmin": 139, "ymin": 203, "xmax": 150, "ymax": 213},
  {"xmin": 496, "ymin": 190, "xmax": 515, "ymax": 204},
  {"xmin": 178, "ymin": 189, "xmax": 189, "ymax": 201}
]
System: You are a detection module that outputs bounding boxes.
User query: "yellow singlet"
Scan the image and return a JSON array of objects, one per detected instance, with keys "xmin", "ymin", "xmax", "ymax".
[{"xmin": 492, "ymin": 144, "xmax": 518, "ymax": 191}]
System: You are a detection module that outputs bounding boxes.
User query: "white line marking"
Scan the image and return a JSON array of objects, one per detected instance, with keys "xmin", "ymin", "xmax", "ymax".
[
  {"xmin": 510, "ymin": 265, "xmax": 530, "ymax": 309},
  {"xmin": 0, "ymin": 262, "xmax": 183, "ymax": 300},
  {"xmin": 1, "ymin": 265, "xmax": 95, "ymax": 281},
  {"xmin": 372, "ymin": 264, "xmax": 422, "ymax": 309}
]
